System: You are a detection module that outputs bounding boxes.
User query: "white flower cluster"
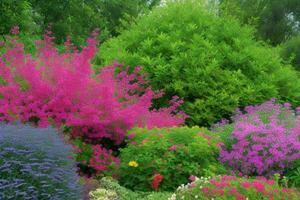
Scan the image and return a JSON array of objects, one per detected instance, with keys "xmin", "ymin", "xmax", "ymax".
[
  {"xmin": 168, "ymin": 176, "xmax": 222, "ymax": 200},
  {"xmin": 89, "ymin": 188, "xmax": 118, "ymax": 200},
  {"xmin": 168, "ymin": 193, "xmax": 177, "ymax": 200}
]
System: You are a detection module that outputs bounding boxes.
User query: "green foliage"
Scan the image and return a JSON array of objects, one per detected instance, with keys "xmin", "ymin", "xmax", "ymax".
[
  {"xmin": 286, "ymin": 159, "xmax": 300, "ymax": 188},
  {"xmin": 90, "ymin": 177, "xmax": 171, "ymax": 200},
  {"xmin": 0, "ymin": 0, "xmax": 38, "ymax": 36},
  {"xmin": 26, "ymin": 0, "xmax": 161, "ymax": 45},
  {"xmin": 96, "ymin": 0, "xmax": 300, "ymax": 126},
  {"xmin": 0, "ymin": 0, "xmax": 162, "ymax": 47},
  {"xmin": 282, "ymin": 35, "xmax": 300, "ymax": 70},
  {"xmin": 220, "ymin": 0, "xmax": 300, "ymax": 45},
  {"xmin": 117, "ymin": 127, "xmax": 226, "ymax": 191},
  {"xmin": 28, "ymin": 0, "xmax": 108, "ymax": 45}
]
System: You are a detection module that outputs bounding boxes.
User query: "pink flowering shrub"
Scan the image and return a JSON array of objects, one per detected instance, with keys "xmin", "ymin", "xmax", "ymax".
[
  {"xmin": 219, "ymin": 99, "xmax": 300, "ymax": 176},
  {"xmin": 173, "ymin": 175, "xmax": 300, "ymax": 200},
  {"xmin": 0, "ymin": 29, "xmax": 186, "ymax": 175},
  {"xmin": 0, "ymin": 30, "xmax": 185, "ymax": 145}
]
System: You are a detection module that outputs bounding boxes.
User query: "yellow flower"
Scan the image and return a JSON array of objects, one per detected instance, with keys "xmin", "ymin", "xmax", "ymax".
[{"xmin": 128, "ymin": 160, "xmax": 138, "ymax": 167}]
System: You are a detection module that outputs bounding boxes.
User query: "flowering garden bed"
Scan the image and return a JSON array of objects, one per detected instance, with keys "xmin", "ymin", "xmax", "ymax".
[{"xmin": 1, "ymin": 2, "xmax": 300, "ymax": 199}]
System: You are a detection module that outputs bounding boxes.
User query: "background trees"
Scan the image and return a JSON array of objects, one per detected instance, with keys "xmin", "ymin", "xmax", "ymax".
[
  {"xmin": 1, "ymin": 0, "xmax": 161, "ymax": 45},
  {"xmin": 219, "ymin": 0, "xmax": 300, "ymax": 45}
]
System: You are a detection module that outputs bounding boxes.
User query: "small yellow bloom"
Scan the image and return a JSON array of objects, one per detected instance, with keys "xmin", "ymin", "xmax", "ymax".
[{"xmin": 128, "ymin": 160, "xmax": 138, "ymax": 167}]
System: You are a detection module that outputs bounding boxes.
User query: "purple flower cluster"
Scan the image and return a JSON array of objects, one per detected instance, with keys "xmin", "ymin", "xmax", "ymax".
[{"xmin": 219, "ymin": 100, "xmax": 300, "ymax": 176}]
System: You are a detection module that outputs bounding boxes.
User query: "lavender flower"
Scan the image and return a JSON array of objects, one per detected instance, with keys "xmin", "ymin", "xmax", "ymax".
[{"xmin": 0, "ymin": 123, "xmax": 84, "ymax": 199}]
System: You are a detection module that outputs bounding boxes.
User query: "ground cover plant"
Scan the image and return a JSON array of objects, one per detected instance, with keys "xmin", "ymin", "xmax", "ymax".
[
  {"xmin": 96, "ymin": 0, "xmax": 300, "ymax": 127},
  {"xmin": 0, "ymin": 123, "xmax": 83, "ymax": 200},
  {"xmin": 89, "ymin": 177, "xmax": 171, "ymax": 200},
  {"xmin": 116, "ymin": 127, "xmax": 226, "ymax": 191},
  {"xmin": 171, "ymin": 175, "xmax": 300, "ymax": 200}
]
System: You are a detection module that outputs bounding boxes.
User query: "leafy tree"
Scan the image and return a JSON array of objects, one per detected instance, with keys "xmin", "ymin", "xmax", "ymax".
[
  {"xmin": 28, "ymin": 0, "xmax": 108, "ymax": 45},
  {"xmin": 28, "ymin": 0, "xmax": 161, "ymax": 45}
]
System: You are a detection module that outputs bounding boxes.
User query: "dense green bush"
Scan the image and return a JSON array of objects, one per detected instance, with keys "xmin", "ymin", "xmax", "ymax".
[
  {"xmin": 116, "ymin": 127, "xmax": 225, "ymax": 191},
  {"xmin": 0, "ymin": 123, "xmax": 83, "ymax": 199},
  {"xmin": 96, "ymin": 0, "xmax": 300, "ymax": 126}
]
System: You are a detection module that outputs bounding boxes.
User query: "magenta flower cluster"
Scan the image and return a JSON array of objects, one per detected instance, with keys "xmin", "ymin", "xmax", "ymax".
[
  {"xmin": 220, "ymin": 99, "xmax": 300, "ymax": 176},
  {"xmin": 89, "ymin": 145, "xmax": 120, "ymax": 173},
  {"xmin": 0, "ymin": 31, "xmax": 186, "ymax": 146}
]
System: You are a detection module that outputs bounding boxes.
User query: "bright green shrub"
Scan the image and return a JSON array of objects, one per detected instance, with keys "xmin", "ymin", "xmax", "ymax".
[
  {"xmin": 116, "ymin": 127, "xmax": 226, "ymax": 191},
  {"xmin": 96, "ymin": 0, "xmax": 300, "ymax": 126}
]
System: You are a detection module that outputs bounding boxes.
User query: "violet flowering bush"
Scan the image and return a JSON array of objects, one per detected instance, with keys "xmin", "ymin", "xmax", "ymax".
[
  {"xmin": 218, "ymin": 99, "xmax": 300, "ymax": 177},
  {"xmin": 0, "ymin": 123, "xmax": 83, "ymax": 200},
  {"xmin": 0, "ymin": 30, "xmax": 186, "ymax": 174}
]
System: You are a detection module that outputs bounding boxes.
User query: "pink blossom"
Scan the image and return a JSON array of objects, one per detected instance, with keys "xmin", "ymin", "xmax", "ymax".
[
  {"xmin": 241, "ymin": 181, "xmax": 252, "ymax": 189},
  {"xmin": 189, "ymin": 175, "xmax": 196, "ymax": 182},
  {"xmin": 201, "ymin": 187, "xmax": 209, "ymax": 194},
  {"xmin": 128, "ymin": 133, "xmax": 136, "ymax": 140},
  {"xmin": 169, "ymin": 145, "xmax": 177, "ymax": 151},
  {"xmin": 11, "ymin": 26, "xmax": 20, "ymax": 35},
  {"xmin": 252, "ymin": 181, "xmax": 265, "ymax": 192}
]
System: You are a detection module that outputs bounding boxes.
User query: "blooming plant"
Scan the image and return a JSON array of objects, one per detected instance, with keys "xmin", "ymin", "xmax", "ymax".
[
  {"xmin": 89, "ymin": 145, "xmax": 120, "ymax": 174},
  {"xmin": 0, "ymin": 29, "xmax": 186, "ymax": 173},
  {"xmin": 172, "ymin": 175, "xmax": 300, "ymax": 200},
  {"xmin": 0, "ymin": 123, "xmax": 83, "ymax": 199},
  {"xmin": 219, "ymin": 100, "xmax": 300, "ymax": 176},
  {"xmin": 117, "ymin": 127, "xmax": 226, "ymax": 191}
]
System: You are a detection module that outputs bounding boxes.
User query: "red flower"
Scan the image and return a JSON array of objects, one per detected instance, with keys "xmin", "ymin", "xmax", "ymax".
[{"xmin": 151, "ymin": 173, "xmax": 164, "ymax": 191}]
